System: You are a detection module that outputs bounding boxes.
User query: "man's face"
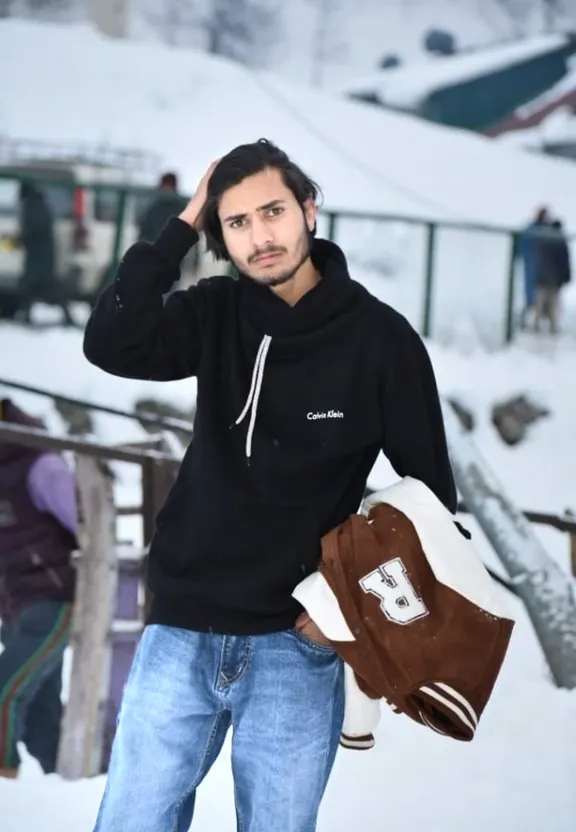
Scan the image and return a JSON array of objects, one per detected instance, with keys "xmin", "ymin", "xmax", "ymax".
[{"xmin": 218, "ymin": 168, "xmax": 317, "ymax": 287}]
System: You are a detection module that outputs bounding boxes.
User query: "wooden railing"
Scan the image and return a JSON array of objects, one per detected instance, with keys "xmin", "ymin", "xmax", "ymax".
[{"xmin": 0, "ymin": 422, "xmax": 179, "ymax": 780}]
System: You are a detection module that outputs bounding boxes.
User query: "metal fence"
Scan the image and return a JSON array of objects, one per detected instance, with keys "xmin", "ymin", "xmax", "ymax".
[{"xmin": 1, "ymin": 167, "xmax": 573, "ymax": 345}]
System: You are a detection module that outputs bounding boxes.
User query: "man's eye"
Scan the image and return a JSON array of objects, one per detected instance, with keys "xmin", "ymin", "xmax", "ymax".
[{"xmin": 230, "ymin": 219, "xmax": 244, "ymax": 229}]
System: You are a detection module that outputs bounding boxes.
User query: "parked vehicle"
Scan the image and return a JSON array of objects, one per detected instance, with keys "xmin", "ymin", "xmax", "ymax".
[{"xmin": 0, "ymin": 142, "xmax": 228, "ymax": 319}]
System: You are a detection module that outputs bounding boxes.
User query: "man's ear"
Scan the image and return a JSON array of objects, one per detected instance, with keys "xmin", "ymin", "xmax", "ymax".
[{"xmin": 303, "ymin": 198, "xmax": 317, "ymax": 233}]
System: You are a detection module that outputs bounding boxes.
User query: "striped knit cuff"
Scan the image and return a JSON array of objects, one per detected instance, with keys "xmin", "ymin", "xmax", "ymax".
[
  {"xmin": 340, "ymin": 732, "xmax": 375, "ymax": 750},
  {"xmin": 417, "ymin": 682, "xmax": 478, "ymax": 740}
]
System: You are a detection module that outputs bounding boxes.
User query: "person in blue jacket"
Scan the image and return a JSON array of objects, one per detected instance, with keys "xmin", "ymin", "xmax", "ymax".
[{"xmin": 517, "ymin": 206, "xmax": 552, "ymax": 330}]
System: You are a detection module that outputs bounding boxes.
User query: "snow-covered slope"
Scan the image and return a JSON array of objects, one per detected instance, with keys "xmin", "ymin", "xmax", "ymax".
[
  {"xmin": 132, "ymin": 0, "xmax": 575, "ymax": 88},
  {"xmin": 3, "ymin": 20, "xmax": 576, "ymax": 230}
]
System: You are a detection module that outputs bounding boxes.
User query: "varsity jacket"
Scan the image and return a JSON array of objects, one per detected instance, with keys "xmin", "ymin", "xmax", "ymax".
[{"xmin": 293, "ymin": 477, "xmax": 515, "ymax": 749}]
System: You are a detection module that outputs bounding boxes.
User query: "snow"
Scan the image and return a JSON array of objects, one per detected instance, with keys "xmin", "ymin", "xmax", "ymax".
[
  {"xmin": 498, "ymin": 105, "xmax": 576, "ymax": 151},
  {"xmin": 344, "ymin": 33, "xmax": 569, "ymax": 109},
  {"xmin": 4, "ymin": 20, "xmax": 576, "ymax": 232},
  {"xmin": 3, "ymin": 657, "xmax": 576, "ymax": 832},
  {"xmin": 531, "ymin": 106, "xmax": 576, "ymax": 144}
]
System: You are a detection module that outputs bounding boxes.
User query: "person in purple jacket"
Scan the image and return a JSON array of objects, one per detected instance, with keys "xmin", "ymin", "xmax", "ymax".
[{"xmin": 0, "ymin": 398, "xmax": 77, "ymax": 778}]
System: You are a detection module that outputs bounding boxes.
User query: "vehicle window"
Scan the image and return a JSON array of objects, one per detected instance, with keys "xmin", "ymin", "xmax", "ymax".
[
  {"xmin": 94, "ymin": 188, "xmax": 122, "ymax": 223},
  {"xmin": 0, "ymin": 179, "xmax": 18, "ymax": 216},
  {"xmin": 42, "ymin": 184, "xmax": 74, "ymax": 219}
]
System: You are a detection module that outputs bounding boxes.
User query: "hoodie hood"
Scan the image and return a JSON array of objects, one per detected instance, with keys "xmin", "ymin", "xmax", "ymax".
[
  {"xmin": 238, "ymin": 238, "xmax": 370, "ymax": 358},
  {"xmin": 232, "ymin": 239, "xmax": 371, "ymax": 461}
]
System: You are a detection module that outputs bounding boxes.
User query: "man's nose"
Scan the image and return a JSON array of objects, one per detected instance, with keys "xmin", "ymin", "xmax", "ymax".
[{"xmin": 251, "ymin": 216, "xmax": 273, "ymax": 249}]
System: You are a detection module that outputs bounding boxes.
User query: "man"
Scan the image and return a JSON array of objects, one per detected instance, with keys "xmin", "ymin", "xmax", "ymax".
[
  {"xmin": 17, "ymin": 182, "xmax": 56, "ymax": 324},
  {"xmin": 84, "ymin": 138, "xmax": 456, "ymax": 831},
  {"xmin": 137, "ymin": 172, "xmax": 188, "ymax": 244},
  {"xmin": 138, "ymin": 171, "xmax": 200, "ymax": 288},
  {"xmin": 0, "ymin": 399, "xmax": 77, "ymax": 778},
  {"xmin": 15, "ymin": 182, "xmax": 75, "ymax": 326},
  {"xmin": 535, "ymin": 218, "xmax": 571, "ymax": 334}
]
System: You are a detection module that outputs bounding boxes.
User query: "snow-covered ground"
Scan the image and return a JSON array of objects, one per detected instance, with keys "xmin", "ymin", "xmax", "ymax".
[
  {"xmin": 3, "ymin": 625, "xmax": 575, "ymax": 832},
  {"xmin": 1, "ymin": 284, "xmax": 576, "ymax": 829},
  {"xmin": 498, "ymin": 103, "xmax": 576, "ymax": 152}
]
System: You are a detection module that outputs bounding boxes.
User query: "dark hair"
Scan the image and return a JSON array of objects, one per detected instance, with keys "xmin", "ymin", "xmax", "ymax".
[
  {"xmin": 202, "ymin": 138, "xmax": 321, "ymax": 261},
  {"xmin": 159, "ymin": 171, "xmax": 178, "ymax": 190},
  {"xmin": 19, "ymin": 180, "xmax": 36, "ymax": 199}
]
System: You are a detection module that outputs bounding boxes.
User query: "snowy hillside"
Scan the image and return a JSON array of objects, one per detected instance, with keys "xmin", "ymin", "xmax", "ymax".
[
  {"xmin": 9, "ymin": 0, "xmax": 574, "ymax": 86},
  {"xmin": 4, "ymin": 20, "xmax": 576, "ymax": 231},
  {"xmin": 131, "ymin": 0, "xmax": 576, "ymax": 88}
]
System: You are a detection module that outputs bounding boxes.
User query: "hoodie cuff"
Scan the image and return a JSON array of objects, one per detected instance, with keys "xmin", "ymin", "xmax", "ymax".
[{"xmin": 152, "ymin": 217, "xmax": 200, "ymax": 269}]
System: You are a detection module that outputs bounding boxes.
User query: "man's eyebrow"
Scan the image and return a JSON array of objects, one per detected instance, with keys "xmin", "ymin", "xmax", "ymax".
[{"xmin": 223, "ymin": 199, "xmax": 286, "ymax": 224}]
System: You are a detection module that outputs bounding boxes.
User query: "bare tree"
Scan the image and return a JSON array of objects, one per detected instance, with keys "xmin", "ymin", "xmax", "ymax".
[
  {"xmin": 483, "ymin": 0, "xmax": 576, "ymax": 36},
  {"xmin": 491, "ymin": 0, "xmax": 533, "ymax": 35},
  {"xmin": 307, "ymin": 0, "xmax": 348, "ymax": 88},
  {"xmin": 200, "ymin": 0, "xmax": 280, "ymax": 67},
  {"xmin": 139, "ymin": 0, "xmax": 279, "ymax": 66},
  {"xmin": 25, "ymin": 0, "xmax": 76, "ymax": 14},
  {"xmin": 540, "ymin": 0, "xmax": 576, "ymax": 30},
  {"xmin": 0, "ymin": 0, "xmax": 14, "ymax": 18},
  {"xmin": 140, "ymin": 0, "xmax": 197, "ymax": 48}
]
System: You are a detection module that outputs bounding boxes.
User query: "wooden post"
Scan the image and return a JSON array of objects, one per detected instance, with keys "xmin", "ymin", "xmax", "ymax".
[
  {"xmin": 100, "ymin": 551, "xmax": 144, "ymax": 772},
  {"xmin": 57, "ymin": 455, "xmax": 118, "ymax": 780}
]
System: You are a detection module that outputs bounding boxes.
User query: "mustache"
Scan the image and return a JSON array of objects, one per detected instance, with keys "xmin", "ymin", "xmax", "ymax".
[{"xmin": 248, "ymin": 246, "xmax": 286, "ymax": 263}]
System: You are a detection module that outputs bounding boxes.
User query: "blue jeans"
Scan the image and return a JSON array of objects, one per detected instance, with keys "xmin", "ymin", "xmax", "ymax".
[
  {"xmin": 0, "ymin": 600, "xmax": 71, "ymax": 772},
  {"xmin": 94, "ymin": 624, "xmax": 345, "ymax": 832}
]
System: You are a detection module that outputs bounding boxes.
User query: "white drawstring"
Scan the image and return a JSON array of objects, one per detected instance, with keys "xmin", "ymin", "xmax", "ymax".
[{"xmin": 235, "ymin": 334, "xmax": 272, "ymax": 462}]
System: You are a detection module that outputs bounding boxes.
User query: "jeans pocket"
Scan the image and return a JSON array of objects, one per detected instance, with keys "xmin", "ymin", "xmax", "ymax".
[{"xmin": 290, "ymin": 627, "xmax": 336, "ymax": 655}]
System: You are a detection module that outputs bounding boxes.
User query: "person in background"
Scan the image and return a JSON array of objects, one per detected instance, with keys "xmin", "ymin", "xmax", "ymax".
[
  {"xmin": 137, "ymin": 172, "xmax": 188, "ymax": 243},
  {"xmin": 138, "ymin": 171, "xmax": 200, "ymax": 288},
  {"xmin": 17, "ymin": 182, "xmax": 56, "ymax": 324},
  {"xmin": 517, "ymin": 206, "xmax": 552, "ymax": 330},
  {"xmin": 535, "ymin": 218, "xmax": 571, "ymax": 334},
  {"xmin": 0, "ymin": 399, "xmax": 77, "ymax": 779}
]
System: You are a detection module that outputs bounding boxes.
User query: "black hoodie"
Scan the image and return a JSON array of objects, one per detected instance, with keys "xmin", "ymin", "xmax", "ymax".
[{"xmin": 83, "ymin": 218, "xmax": 456, "ymax": 634}]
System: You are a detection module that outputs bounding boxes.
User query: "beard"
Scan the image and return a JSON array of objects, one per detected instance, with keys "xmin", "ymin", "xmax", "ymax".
[{"xmin": 233, "ymin": 224, "xmax": 312, "ymax": 287}]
